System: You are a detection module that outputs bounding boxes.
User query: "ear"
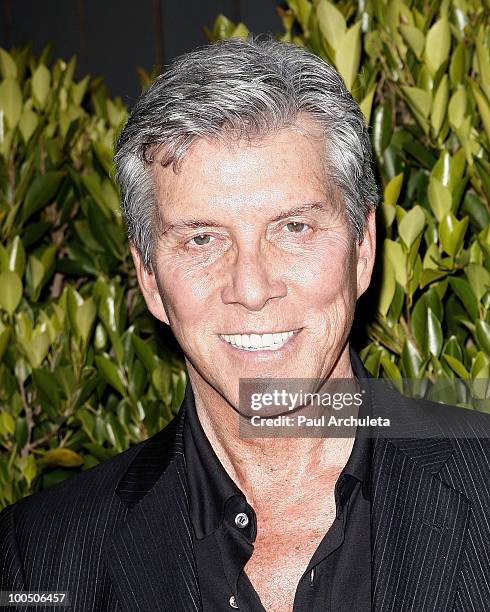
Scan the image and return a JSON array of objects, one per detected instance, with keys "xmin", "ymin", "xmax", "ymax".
[
  {"xmin": 129, "ymin": 244, "xmax": 170, "ymax": 325},
  {"xmin": 356, "ymin": 206, "xmax": 376, "ymax": 299}
]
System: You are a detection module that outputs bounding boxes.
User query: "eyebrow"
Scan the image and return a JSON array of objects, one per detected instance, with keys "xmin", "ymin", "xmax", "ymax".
[{"xmin": 160, "ymin": 201, "xmax": 330, "ymax": 234}]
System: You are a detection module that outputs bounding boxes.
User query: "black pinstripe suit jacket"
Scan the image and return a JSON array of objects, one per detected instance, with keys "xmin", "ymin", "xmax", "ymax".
[{"xmin": 1, "ymin": 347, "xmax": 489, "ymax": 611}]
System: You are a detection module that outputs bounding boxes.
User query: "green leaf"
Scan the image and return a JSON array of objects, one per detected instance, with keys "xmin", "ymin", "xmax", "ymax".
[
  {"xmin": 448, "ymin": 276, "xmax": 479, "ymax": 320},
  {"xmin": 470, "ymin": 80, "xmax": 490, "ymax": 145},
  {"xmin": 428, "ymin": 177, "xmax": 452, "ymax": 221},
  {"xmin": 66, "ymin": 287, "xmax": 84, "ymax": 339},
  {"xmin": 443, "ymin": 336, "xmax": 463, "ymax": 363},
  {"xmin": 383, "ymin": 239, "xmax": 407, "ymax": 288},
  {"xmin": 0, "ymin": 322, "xmax": 11, "ymax": 362},
  {"xmin": 26, "ymin": 329, "xmax": 51, "ymax": 369},
  {"xmin": 426, "ymin": 307, "xmax": 443, "ymax": 357},
  {"xmin": 95, "ymin": 355, "xmax": 126, "ymax": 396},
  {"xmin": 359, "ymin": 82, "xmax": 376, "ymax": 123},
  {"xmin": 465, "ymin": 264, "xmax": 490, "ymax": 303},
  {"xmin": 438, "ymin": 213, "xmax": 468, "ymax": 257},
  {"xmin": 450, "ymin": 42, "xmax": 467, "ymax": 85},
  {"xmin": 152, "ymin": 359, "xmax": 172, "ymax": 402},
  {"xmin": 384, "ymin": 172, "xmax": 403, "ymax": 207},
  {"xmin": 77, "ymin": 298, "xmax": 97, "ymax": 344},
  {"xmin": 387, "ymin": 281, "xmax": 404, "ymax": 328},
  {"xmin": 94, "ymin": 280, "xmax": 125, "ymax": 362},
  {"xmin": 448, "ymin": 87, "xmax": 467, "ymax": 129},
  {"xmin": 377, "ymin": 259, "xmax": 396, "ymax": 317},
  {"xmin": 32, "ymin": 64, "xmax": 51, "ymax": 109},
  {"xmin": 105, "ymin": 414, "xmax": 127, "ymax": 452},
  {"xmin": 0, "ymin": 78, "xmax": 22, "ymax": 128},
  {"xmin": 0, "ymin": 243, "xmax": 8, "ymax": 272},
  {"xmin": 380, "ymin": 357, "xmax": 403, "ymax": 391},
  {"xmin": 18, "ymin": 455, "xmax": 37, "ymax": 487},
  {"xmin": 411, "ymin": 295, "xmax": 427, "ymax": 355},
  {"xmin": 86, "ymin": 202, "xmax": 125, "ymax": 261},
  {"xmin": 475, "ymin": 159, "xmax": 490, "ymax": 203},
  {"xmin": 32, "ymin": 368, "xmax": 61, "ymax": 410},
  {"xmin": 317, "ymin": 0, "xmax": 346, "ymax": 52},
  {"xmin": 442, "ymin": 354, "xmax": 470, "ymax": 379},
  {"xmin": 336, "ymin": 21, "xmax": 361, "ymax": 90},
  {"xmin": 373, "ymin": 103, "xmax": 392, "ymax": 159},
  {"xmin": 40, "ymin": 448, "xmax": 84, "ymax": 468},
  {"xmin": 471, "ymin": 351, "xmax": 489, "ymax": 377},
  {"xmin": 19, "ymin": 108, "xmax": 38, "ymax": 143},
  {"xmin": 21, "ymin": 171, "xmax": 64, "ymax": 224},
  {"xmin": 171, "ymin": 370, "xmax": 187, "ymax": 412},
  {"xmin": 400, "ymin": 24, "xmax": 425, "ymax": 59},
  {"xmin": 7, "ymin": 235, "xmax": 26, "ymax": 277},
  {"xmin": 132, "ymin": 335, "xmax": 157, "ymax": 372},
  {"xmin": 25, "ymin": 256, "xmax": 45, "ymax": 301},
  {"xmin": 401, "ymin": 338, "xmax": 422, "ymax": 377},
  {"xmin": 424, "ymin": 17, "xmax": 451, "ymax": 75},
  {"xmin": 430, "ymin": 74, "xmax": 448, "ymax": 136},
  {"xmin": 0, "ymin": 271, "xmax": 22, "ymax": 314},
  {"xmin": 0, "ymin": 412, "xmax": 15, "ymax": 437},
  {"xmin": 0, "ymin": 49, "xmax": 18, "ymax": 79},
  {"xmin": 475, "ymin": 320, "xmax": 490, "ymax": 356},
  {"xmin": 401, "ymin": 86, "xmax": 432, "ymax": 118},
  {"xmin": 231, "ymin": 23, "xmax": 249, "ymax": 39},
  {"xmin": 398, "ymin": 205, "xmax": 426, "ymax": 248},
  {"xmin": 462, "ymin": 193, "xmax": 490, "ymax": 231}
]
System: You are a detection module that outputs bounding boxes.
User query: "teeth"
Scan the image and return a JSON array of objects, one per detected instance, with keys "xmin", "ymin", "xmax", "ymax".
[{"xmin": 221, "ymin": 330, "xmax": 296, "ymax": 350}]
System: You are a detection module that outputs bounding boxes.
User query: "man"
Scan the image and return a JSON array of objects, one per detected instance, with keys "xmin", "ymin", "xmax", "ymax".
[{"xmin": 1, "ymin": 36, "xmax": 489, "ymax": 612}]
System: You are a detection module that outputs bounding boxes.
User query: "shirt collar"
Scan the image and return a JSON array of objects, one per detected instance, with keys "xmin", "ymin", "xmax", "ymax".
[
  {"xmin": 183, "ymin": 345, "xmax": 372, "ymax": 538},
  {"xmin": 183, "ymin": 382, "xmax": 243, "ymax": 539}
]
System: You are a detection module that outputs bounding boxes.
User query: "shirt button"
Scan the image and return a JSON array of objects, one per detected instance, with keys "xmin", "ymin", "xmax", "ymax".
[
  {"xmin": 229, "ymin": 594, "xmax": 239, "ymax": 608},
  {"xmin": 234, "ymin": 512, "xmax": 249, "ymax": 528}
]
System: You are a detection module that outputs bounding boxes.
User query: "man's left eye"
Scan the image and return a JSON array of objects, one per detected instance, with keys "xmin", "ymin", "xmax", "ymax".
[
  {"xmin": 285, "ymin": 222, "xmax": 309, "ymax": 233},
  {"xmin": 189, "ymin": 234, "xmax": 214, "ymax": 246}
]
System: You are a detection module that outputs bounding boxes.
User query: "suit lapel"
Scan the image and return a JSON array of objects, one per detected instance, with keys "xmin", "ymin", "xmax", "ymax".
[
  {"xmin": 350, "ymin": 347, "xmax": 471, "ymax": 611},
  {"xmin": 370, "ymin": 435, "xmax": 470, "ymax": 611},
  {"xmin": 105, "ymin": 347, "xmax": 470, "ymax": 612},
  {"xmin": 104, "ymin": 391, "xmax": 202, "ymax": 612}
]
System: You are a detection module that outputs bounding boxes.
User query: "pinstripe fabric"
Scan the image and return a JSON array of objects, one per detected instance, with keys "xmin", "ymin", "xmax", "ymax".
[{"xmin": 1, "ymin": 346, "xmax": 489, "ymax": 611}]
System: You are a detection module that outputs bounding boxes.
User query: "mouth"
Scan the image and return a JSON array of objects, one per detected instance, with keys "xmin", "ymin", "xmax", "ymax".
[{"xmin": 218, "ymin": 329, "xmax": 303, "ymax": 355}]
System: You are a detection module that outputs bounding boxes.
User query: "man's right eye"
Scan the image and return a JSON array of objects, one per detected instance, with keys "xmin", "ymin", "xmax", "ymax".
[{"xmin": 188, "ymin": 234, "xmax": 214, "ymax": 247}]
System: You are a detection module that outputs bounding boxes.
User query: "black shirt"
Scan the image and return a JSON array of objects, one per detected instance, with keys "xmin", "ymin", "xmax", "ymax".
[{"xmin": 183, "ymin": 377, "xmax": 372, "ymax": 611}]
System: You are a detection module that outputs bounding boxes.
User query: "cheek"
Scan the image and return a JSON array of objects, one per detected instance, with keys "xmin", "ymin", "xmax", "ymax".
[
  {"xmin": 293, "ymin": 236, "xmax": 355, "ymax": 302},
  {"xmin": 157, "ymin": 263, "xmax": 223, "ymax": 346}
]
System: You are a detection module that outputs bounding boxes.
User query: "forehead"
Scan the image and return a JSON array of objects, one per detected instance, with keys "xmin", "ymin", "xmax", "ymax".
[{"xmin": 151, "ymin": 115, "xmax": 330, "ymax": 205}]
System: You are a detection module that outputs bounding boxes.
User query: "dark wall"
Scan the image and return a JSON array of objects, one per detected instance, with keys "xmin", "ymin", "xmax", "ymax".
[{"xmin": 1, "ymin": 0, "xmax": 281, "ymax": 106}]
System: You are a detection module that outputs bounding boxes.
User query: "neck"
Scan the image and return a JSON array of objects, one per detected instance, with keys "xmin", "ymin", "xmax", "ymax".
[{"xmin": 186, "ymin": 345, "xmax": 359, "ymax": 515}]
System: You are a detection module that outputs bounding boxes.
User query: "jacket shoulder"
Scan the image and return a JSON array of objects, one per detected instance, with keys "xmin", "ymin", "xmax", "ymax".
[
  {"xmin": 2, "ymin": 437, "xmax": 146, "ymax": 535},
  {"xmin": 417, "ymin": 394, "xmax": 490, "ymax": 438},
  {"xmin": 372, "ymin": 378, "xmax": 490, "ymax": 438}
]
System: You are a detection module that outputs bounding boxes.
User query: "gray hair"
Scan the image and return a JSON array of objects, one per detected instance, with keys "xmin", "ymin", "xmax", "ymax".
[{"xmin": 114, "ymin": 35, "xmax": 379, "ymax": 272}]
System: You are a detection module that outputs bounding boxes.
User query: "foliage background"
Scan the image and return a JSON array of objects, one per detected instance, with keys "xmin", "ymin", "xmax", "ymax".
[{"xmin": 0, "ymin": 0, "xmax": 489, "ymax": 509}]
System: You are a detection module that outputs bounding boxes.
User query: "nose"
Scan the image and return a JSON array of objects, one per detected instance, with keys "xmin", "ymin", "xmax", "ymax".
[{"xmin": 221, "ymin": 246, "xmax": 287, "ymax": 311}]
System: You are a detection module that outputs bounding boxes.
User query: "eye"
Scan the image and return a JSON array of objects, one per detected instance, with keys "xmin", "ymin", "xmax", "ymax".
[
  {"xmin": 188, "ymin": 234, "xmax": 214, "ymax": 247},
  {"xmin": 285, "ymin": 221, "xmax": 309, "ymax": 233}
]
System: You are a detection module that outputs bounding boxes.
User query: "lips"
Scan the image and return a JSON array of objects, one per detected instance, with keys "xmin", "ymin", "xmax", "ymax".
[
  {"xmin": 219, "ymin": 329, "xmax": 302, "ymax": 352},
  {"xmin": 220, "ymin": 330, "xmax": 296, "ymax": 350}
]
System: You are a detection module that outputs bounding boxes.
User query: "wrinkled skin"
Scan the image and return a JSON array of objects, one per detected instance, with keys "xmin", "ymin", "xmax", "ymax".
[{"xmin": 131, "ymin": 115, "xmax": 376, "ymax": 421}]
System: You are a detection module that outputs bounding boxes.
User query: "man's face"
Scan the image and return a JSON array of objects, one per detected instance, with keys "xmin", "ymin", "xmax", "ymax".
[{"xmin": 132, "ymin": 115, "xmax": 376, "ymax": 413}]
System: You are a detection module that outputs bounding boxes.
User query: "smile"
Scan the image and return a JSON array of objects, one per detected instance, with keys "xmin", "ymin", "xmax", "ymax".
[{"xmin": 219, "ymin": 329, "xmax": 301, "ymax": 351}]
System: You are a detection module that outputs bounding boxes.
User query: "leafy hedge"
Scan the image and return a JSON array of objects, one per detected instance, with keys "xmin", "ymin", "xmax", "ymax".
[
  {"xmin": 1, "ymin": 0, "xmax": 490, "ymax": 508},
  {"xmin": 209, "ymin": 0, "xmax": 490, "ymax": 406},
  {"xmin": 0, "ymin": 47, "xmax": 187, "ymax": 508}
]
